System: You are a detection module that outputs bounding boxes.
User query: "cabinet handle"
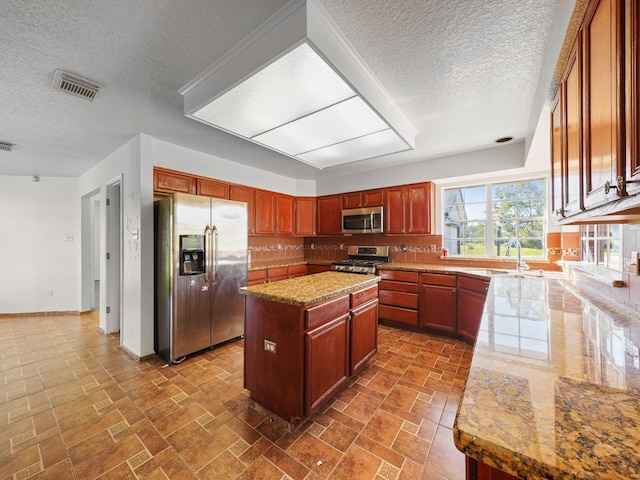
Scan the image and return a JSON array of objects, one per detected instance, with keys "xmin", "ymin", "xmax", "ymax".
[{"xmin": 604, "ymin": 176, "xmax": 625, "ymax": 194}]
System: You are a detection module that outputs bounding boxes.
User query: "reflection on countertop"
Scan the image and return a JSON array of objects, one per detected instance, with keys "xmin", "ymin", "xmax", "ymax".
[{"xmin": 454, "ymin": 274, "xmax": 640, "ymax": 479}]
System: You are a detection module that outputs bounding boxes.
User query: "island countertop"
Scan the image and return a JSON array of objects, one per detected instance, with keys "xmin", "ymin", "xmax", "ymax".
[
  {"xmin": 453, "ymin": 274, "xmax": 640, "ymax": 479},
  {"xmin": 239, "ymin": 271, "xmax": 380, "ymax": 307}
]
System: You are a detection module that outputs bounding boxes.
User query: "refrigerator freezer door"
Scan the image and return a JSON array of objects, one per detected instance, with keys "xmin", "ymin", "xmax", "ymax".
[
  {"xmin": 171, "ymin": 193, "xmax": 213, "ymax": 358},
  {"xmin": 210, "ymin": 198, "xmax": 248, "ymax": 345}
]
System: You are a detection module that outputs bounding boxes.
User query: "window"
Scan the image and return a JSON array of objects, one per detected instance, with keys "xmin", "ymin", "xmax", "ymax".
[
  {"xmin": 443, "ymin": 179, "xmax": 546, "ymax": 258},
  {"xmin": 580, "ymin": 224, "xmax": 622, "ymax": 271}
]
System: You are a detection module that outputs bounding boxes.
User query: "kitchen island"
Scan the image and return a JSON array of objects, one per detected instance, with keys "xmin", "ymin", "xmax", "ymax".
[
  {"xmin": 239, "ymin": 271, "xmax": 380, "ymax": 427},
  {"xmin": 454, "ymin": 273, "xmax": 640, "ymax": 479}
]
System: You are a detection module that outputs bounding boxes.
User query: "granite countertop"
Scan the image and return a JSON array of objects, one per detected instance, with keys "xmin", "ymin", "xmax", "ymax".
[
  {"xmin": 453, "ymin": 274, "xmax": 640, "ymax": 479},
  {"xmin": 248, "ymin": 259, "xmax": 334, "ymax": 271},
  {"xmin": 239, "ymin": 271, "xmax": 380, "ymax": 307},
  {"xmin": 377, "ymin": 262, "xmax": 507, "ymax": 280}
]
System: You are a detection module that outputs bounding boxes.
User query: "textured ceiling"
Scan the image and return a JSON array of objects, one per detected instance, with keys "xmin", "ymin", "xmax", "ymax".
[{"xmin": 0, "ymin": 0, "xmax": 573, "ymax": 179}]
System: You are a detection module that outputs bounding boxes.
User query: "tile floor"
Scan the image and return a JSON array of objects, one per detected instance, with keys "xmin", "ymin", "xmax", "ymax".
[{"xmin": 0, "ymin": 312, "xmax": 472, "ymax": 479}]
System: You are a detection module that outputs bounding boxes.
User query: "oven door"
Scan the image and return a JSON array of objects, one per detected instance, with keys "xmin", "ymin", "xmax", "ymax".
[{"xmin": 342, "ymin": 207, "xmax": 384, "ymax": 234}]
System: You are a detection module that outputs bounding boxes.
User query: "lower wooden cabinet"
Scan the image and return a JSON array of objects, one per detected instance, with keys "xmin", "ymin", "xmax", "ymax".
[
  {"xmin": 378, "ymin": 270, "xmax": 419, "ymax": 326},
  {"xmin": 419, "ymin": 273, "xmax": 457, "ymax": 335},
  {"xmin": 244, "ymin": 283, "xmax": 379, "ymax": 423},
  {"xmin": 466, "ymin": 457, "xmax": 518, "ymax": 480},
  {"xmin": 457, "ymin": 276, "xmax": 490, "ymax": 344}
]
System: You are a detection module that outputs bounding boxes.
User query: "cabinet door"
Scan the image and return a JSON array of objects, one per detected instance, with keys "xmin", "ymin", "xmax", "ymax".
[
  {"xmin": 406, "ymin": 182, "xmax": 431, "ymax": 233},
  {"xmin": 551, "ymin": 90, "xmax": 564, "ymax": 218},
  {"xmin": 419, "ymin": 283, "xmax": 457, "ymax": 335},
  {"xmin": 384, "ymin": 186, "xmax": 405, "ymax": 233},
  {"xmin": 350, "ymin": 299, "xmax": 378, "ymax": 375},
  {"xmin": 317, "ymin": 195, "xmax": 343, "ymax": 234},
  {"xmin": 626, "ymin": 0, "xmax": 640, "ymax": 195},
  {"xmin": 583, "ymin": 0, "xmax": 624, "ymax": 209},
  {"xmin": 196, "ymin": 178, "xmax": 229, "ymax": 199},
  {"xmin": 563, "ymin": 42, "xmax": 583, "ymax": 216},
  {"xmin": 276, "ymin": 194, "xmax": 295, "ymax": 235},
  {"xmin": 342, "ymin": 192, "xmax": 362, "ymax": 209},
  {"xmin": 363, "ymin": 189, "xmax": 383, "ymax": 206},
  {"xmin": 305, "ymin": 315, "xmax": 349, "ymax": 415},
  {"xmin": 230, "ymin": 185, "xmax": 256, "ymax": 234},
  {"xmin": 295, "ymin": 197, "xmax": 316, "ymax": 235},
  {"xmin": 255, "ymin": 189, "xmax": 277, "ymax": 234},
  {"xmin": 153, "ymin": 168, "xmax": 195, "ymax": 195},
  {"xmin": 457, "ymin": 287, "xmax": 488, "ymax": 344}
]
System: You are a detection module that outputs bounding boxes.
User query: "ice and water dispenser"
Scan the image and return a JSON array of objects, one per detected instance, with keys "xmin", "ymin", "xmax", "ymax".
[{"xmin": 179, "ymin": 235, "xmax": 205, "ymax": 275}]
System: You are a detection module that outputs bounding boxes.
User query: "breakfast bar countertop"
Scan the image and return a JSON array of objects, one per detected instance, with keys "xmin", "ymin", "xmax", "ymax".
[{"xmin": 453, "ymin": 274, "xmax": 640, "ymax": 479}]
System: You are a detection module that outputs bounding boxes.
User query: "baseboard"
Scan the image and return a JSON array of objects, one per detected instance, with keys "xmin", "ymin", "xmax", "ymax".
[{"xmin": 0, "ymin": 310, "xmax": 79, "ymax": 317}]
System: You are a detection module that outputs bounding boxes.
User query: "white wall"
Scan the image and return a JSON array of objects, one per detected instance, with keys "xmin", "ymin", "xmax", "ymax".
[
  {"xmin": 78, "ymin": 134, "xmax": 155, "ymax": 359},
  {"xmin": 0, "ymin": 176, "xmax": 80, "ymax": 313},
  {"xmin": 152, "ymin": 139, "xmax": 316, "ymax": 196}
]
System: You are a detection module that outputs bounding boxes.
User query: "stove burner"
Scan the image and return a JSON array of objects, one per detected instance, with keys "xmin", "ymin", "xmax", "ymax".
[{"xmin": 331, "ymin": 246, "xmax": 390, "ymax": 274}]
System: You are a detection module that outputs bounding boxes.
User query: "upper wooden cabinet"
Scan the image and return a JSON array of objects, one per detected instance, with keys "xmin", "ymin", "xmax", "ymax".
[
  {"xmin": 582, "ymin": 0, "xmax": 624, "ymax": 210},
  {"xmin": 196, "ymin": 178, "xmax": 229, "ymax": 199},
  {"xmin": 317, "ymin": 195, "xmax": 343, "ymax": 235},
  {"xmin": 295, "ymin": 197, "xmax": 316, "ymax": 236},
  {"xmin": 551, "ymin": 91, "xmax": 564, "ymax": 218},
  {"xmin": 384, "ymin": 182, "xmax": 432, "ymax": 234},
  {"xmin": 625, "ymin": 0, "xmax": 640, "ymax": 195},
  {"xmin": 255, "ymin": 189, "xmax": 277, "ymax": 235},
  {"xmin": 342, "ymin": 189, "xmax": 383, "ymax": 209},
  {"xmin": 276, "ymin": 194, "xmax": 295, "ymax": 236},
  {"xmin": 229, "ymin": 185, "xmax": 256, "ymax": 234},
  {"xmin": 153, "ymin": 168, "xmax": 196, "ymax": 195}
]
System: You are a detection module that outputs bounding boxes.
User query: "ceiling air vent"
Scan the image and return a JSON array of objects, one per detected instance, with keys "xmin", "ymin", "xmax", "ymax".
[
  {"xmin": 0, "ymin": 142, "xmax": 14, "ymax": 152},
  {"xmin": 52, "ymin": 70, "xmax": 102, "ymax": 101}
]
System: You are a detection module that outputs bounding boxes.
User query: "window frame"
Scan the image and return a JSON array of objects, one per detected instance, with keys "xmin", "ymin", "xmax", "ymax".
[
  {"xmin": 442, "ymin": 178, "xmax": 547, "ymax": 259},
  {"xmin": 580, "ymin": 224, "xmax": 623, "ymax": 271}
]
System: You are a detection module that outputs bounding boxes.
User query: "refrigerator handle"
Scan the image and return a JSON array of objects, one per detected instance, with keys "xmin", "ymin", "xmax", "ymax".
[
  {"xmin": 211, "ymin": 226, "xmax": 219, "ymax": 282},
  {"xmin": 204, "ymin": 225, "xmax": 211, "ymax": 283}
]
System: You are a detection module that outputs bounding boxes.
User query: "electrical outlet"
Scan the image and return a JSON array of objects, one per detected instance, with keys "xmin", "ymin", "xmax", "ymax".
[
  {"xmin": 47, "ymin": 290, "xmax": 53, "ymax": 297},
  {"xmin": 631, "ymin": 251, "xmax": 639, "ymax": 276},
  {"xmin": 264, "ymin": 340, "xmax": 277, "ymax": 353},
  {"xmin": 64, "ymin": 234, "xmax": 73, "ymax": 241}
]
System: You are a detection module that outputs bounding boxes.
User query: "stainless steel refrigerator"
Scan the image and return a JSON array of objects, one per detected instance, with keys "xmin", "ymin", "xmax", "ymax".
[{"xmin": 155, "ymin": 192, "xmax": 247, "ymax": 363}]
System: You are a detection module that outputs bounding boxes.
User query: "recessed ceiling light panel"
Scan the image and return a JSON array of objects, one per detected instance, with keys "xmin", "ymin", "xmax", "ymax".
[{"xmin": 180, "ymin": 0, "xmax": 416, "ymax": 169}]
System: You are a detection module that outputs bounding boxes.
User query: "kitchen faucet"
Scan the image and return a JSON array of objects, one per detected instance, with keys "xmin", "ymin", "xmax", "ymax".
[{"xmin": 508, "ymin": 239, "xmax": 529, "ymax": 273}]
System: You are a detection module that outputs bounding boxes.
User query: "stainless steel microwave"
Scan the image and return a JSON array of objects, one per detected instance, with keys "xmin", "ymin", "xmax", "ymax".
[{"xmin": 342, "ymin": 206, "xmax": 384, "ymax": 234}]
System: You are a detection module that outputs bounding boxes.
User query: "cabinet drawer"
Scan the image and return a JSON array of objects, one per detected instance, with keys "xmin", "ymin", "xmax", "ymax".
[
  {"xmin": 379, "ymin": 290, "xmax": 418, "ymax": 309},
  {"xmin": 378, "ymin": 280, "xmax": 418, "ymax": 294},
  {"xmin": 267, "ymin": 267, "xmax": 288, "ymax": 282},
  {"xmin": 288, "ymin": 264, "xmax": 307, "ymax": 277},
  {"xmin": 378, "ymin": 304, "xmax": 418, "ymax": 326},
  {"xmin": 306, "ymin": 295, "xmax": 350, "ymax": 330},
  {"xmin": 247, "ymin": 270, "xmax": 266, "ymax": 285},
  {"xmin": 378, "ymin": 270, "xmax": 418, "ymax": 283},
  {"xmin": 351, "ymin": 285, "xmax": 378, "ymax": 308},
  {"xmin": 420, "ymin": 273, "xmax": 457, "ymax": 287},
  {"xmin": 457, "ymin": 276, "xmax": 490, "ymax": 294}
]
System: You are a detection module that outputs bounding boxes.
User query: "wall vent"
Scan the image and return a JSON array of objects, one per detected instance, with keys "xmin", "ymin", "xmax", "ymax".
[
  {"xmin": 0, "ymin": 142, "xmax": 14, "ymax": 152},
  {"xmin": 52, "ymin": 70, "xmax": 102, "ymax": 101}
]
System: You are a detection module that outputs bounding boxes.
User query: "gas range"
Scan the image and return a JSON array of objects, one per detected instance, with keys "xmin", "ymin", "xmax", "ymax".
[{"xmin": 331, "ymin": 246, "xmax": 390, "ymax": 275}]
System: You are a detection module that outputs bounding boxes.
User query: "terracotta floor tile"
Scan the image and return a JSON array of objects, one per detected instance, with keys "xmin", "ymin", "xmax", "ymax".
[
  {"xmin": 0, "ymin": 312, "xmax": 473, "ymax": 480},
  {"xmin": 329, "ymin": 444, "xmax": 382, "ymax": 479}
]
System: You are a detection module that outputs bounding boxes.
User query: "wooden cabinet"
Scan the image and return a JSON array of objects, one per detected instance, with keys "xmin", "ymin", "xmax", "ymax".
[
  {"xmin": 153, "ymin": 168, "xmax": 196, "ymax": 195},
  {"xmin": 229, "ymin": 185, "xmax": 256, "ymax": 234},
  {"xmin": 307, "ymin": 264, "xmax": 331, "ymax": 274},
  {"xmin": 457, "ymin": 276, "xmax": 489, "ymax": 344},
  {"xmin": 563, "ymin": 41, "xmax": 584, "ymax": 216},
  {"xmin": 317, "ymin": 194, "xmax": 343, "ymax": 235},
  {"xmin": 295, "ymin": 197, "xmax": 316, "ymax": 235},
  {"xmin": 244, "ymin": 283, "xmax": 378, "ymax": 424},
  {"xmin": 305, "ymin": 304, "xmax": 350, "ymax": 415},
  {"xmin": 276, "ymin": 194, "xmax": 295, "ymax": 235},
  {"xmin": 267, "ymin": 266, "xmax": 288, "ymax": 282},
  {"xmin": 196, "ymin": 178, "xmax": 229, "ymax": 199},
  {"xmin": 625, "ymin": 0, "xmax": 640, "ymax": 196},
  {"xmin": 384, "ymin": 182, "xmax": 432, "ymax": 234},
  {"xmin": 378, "ymin": 270, "xmax": 419, "ymax": 326},
  {"xmin": 247, "ymin": 270, "xmax": 267, "ymax": 286},
  {"xmin": 255, "ymin": 189, "xmax": 277, "ymax": 234},
  {"xmin": 583, "ymin": 0, "xmax": 624, "ymax": 210},
  {"xmin": 419, "ymin": 273, "xmax": 457, "ymax": 335},
  {"xmin": 466, "ymin": 457, "xmax": 518, "ymax": 480},
  {"xmin": 342, "ymin": 189, "xmax": 383, "ymax": 208},
  {"xmin": 551, "ymin": 91, "xmax": 564, "ymax": 218}
]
